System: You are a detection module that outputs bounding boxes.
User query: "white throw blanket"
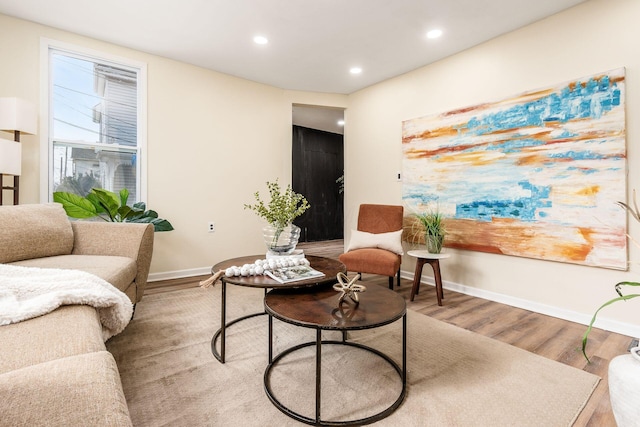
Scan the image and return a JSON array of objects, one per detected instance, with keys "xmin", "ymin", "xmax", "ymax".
[{"xmin": 0, "ymin": 264, "xmax": 133, "ymax": 340}]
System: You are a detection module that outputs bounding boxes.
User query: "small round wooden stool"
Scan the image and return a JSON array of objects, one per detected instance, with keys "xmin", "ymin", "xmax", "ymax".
[{"xmin": 407, "ymin": 250, "xmax": 450, "ymax": 306}]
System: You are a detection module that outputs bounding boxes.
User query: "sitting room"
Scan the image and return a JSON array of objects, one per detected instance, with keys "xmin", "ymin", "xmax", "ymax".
[{"xmin": 1, "ymin": 0, "xmax": 639, "ymax": 425}]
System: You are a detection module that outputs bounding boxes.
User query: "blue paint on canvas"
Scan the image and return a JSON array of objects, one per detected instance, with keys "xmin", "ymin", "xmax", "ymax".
[
  {"xmin": 455, "ymin": 182, "xmax": 551, "ymax": 222},
  {"xmin": 458, "ymin": 77, "xmax": 621, "ymax": 138}
]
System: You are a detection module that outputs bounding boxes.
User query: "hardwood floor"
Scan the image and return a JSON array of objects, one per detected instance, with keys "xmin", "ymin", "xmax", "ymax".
[{"xmin": 145, "ymin": 239, "xmax": 630, "ymax": 426}]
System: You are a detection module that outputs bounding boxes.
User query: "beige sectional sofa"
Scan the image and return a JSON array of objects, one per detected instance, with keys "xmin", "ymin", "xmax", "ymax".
[{"xmin": 0, "ymin": 203, "xmax": 154, "ymax": 426}]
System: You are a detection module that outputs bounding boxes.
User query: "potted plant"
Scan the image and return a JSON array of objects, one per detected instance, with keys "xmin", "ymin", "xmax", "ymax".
[
  {"xmin": 581, "ymin": 190, "xmax": 640, "ymax": 427},
  {"xmin": 244, "ymin": 179, "xmax": 310, "ymax": 254},
  {"xmin": 409, "ymin": 209, "xmax": 446, "ymax": 254},
  {"xmin": 53, "ymin": 188, "xmax": 174, "ymax": 232}
]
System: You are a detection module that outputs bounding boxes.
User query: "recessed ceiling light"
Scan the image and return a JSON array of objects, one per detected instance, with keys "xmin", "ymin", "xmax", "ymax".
[
  {"xmin": 253, "ymin": 35, "xmax": 268, "ymax": 45},
  {"xmin": 337, "ymin": 120, "xmax": 345, "ymax": 126},
  {"xmin": 426, "ymin": 29, "xmax": 443, "ymax": 39},
  {"xmin": 350, "ymin": 67, "xmax": 362, "ymax": 75}
]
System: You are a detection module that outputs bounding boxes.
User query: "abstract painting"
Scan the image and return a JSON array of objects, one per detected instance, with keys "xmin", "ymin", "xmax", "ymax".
[{"xmin": 402, "ymin": 68, "xmax": 627, "ymax": 269}]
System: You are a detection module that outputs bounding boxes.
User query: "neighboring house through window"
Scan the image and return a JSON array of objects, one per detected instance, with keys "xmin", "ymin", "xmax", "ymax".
[{"xmin": 42, "ymin": 40, "xmax": 146, "ymax": 202}]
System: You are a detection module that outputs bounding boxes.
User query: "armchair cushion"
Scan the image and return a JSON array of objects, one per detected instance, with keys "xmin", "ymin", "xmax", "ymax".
[
  {"xmin": 345, "ymin": 229, "xmax": 404, "ymax": 255},
  {"xmin": 339, "ymin": 248, "xmax": 402, "ymax": 277}
]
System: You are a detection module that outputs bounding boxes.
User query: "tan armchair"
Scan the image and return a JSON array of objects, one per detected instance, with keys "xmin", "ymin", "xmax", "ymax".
[{"xmin": 339, "ymin": 204, "xmax": 404, "ymax": 289}]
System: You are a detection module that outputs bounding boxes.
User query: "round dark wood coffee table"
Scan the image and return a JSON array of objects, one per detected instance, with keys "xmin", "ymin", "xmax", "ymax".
[
  {"xmin": 263, "ymin": 284, "xmax": 407, "ymax": 426},
  {"xmin": 210, "ymin": 255, "xmax": 345, "ymax": 363}
]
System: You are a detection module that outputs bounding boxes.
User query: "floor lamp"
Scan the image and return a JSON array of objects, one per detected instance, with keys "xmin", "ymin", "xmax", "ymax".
[{"xmin": 0, "ymin": 97, "xmax": 37, "ymax": 205}]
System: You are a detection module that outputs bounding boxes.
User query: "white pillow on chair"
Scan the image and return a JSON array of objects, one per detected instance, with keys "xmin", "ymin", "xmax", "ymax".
[{"xmin": 346, "ymin": 229, "xmax": 404, "ymax": 255}]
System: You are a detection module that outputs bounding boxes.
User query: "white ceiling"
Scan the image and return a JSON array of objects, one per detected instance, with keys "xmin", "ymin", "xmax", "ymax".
[{"xmin": 0, "ymin": 0, "xmax": 587, "ymax": 95}]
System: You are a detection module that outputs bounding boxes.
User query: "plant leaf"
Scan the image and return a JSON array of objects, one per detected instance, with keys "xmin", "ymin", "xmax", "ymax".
[
  {"xmin": 133, "ymin": 201, "xmax": 146, "ymax": 210},
  {"xmin": 581, "ymin": 280, "xmax": 640, "ymax": 362},
  {"xmin": 53, "ymin": 192, "xmax": 98, "ymax": 218},
  {"xmin": 119, "ymin": 188, "xmax": 129, "ymax": 208},
  {"xmin": 151, "ymin": 218, "xmax": 174, "ymax": 232},
  {"xmin": 126, "ymin": 209, "xmax": 146, "ymax": 221},
  {"xmin": 117, "ymin": 205, "xmax": 134, "ymax": 221},
  {"xmin": 126, "ymin": 215, "xmax": 174, "ymax": 231},
  {"xmin": 86, "ymin": 192, "xmax": 106, "ymax": 213},
  {"xmin": 91, "ymin": 188, "xmax": 121, "ymax": 220}
]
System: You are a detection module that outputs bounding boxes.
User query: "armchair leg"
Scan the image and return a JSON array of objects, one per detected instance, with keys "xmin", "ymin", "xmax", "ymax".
[
  {"xmin": 388, "ymin": 276, "xmax": 394, "ymax": 289},
  {"xmin": 397, "ymin": 269, "xmax": 401, "ymax": 287}
]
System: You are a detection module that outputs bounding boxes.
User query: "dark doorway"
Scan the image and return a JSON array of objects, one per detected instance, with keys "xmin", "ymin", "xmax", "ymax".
[{"xmin": 292, "ymin": 125, "xmax": 344, "ymax": 242}]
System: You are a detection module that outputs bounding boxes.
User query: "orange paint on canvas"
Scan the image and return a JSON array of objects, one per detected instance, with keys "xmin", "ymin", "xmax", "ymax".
[{"xmin": 577, "ymin": 186, "xmax": 600, "ymax": 196}]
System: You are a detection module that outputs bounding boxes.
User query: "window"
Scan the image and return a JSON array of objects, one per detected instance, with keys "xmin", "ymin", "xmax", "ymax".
[{"xmin": 43, "ymin": 42, "xmax": 146, "ymax": 202}]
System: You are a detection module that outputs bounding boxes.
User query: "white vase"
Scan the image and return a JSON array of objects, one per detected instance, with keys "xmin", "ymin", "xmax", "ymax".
[{"xmin": 608, "ymin": 347, "xmax": 640, "ymax": 427}]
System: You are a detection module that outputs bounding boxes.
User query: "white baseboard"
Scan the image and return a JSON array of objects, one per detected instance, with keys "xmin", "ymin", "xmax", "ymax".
[
  {"xmin": 400, "ymin": 270, "xmax": 640, "ymax": 339},
  {"xmin": 148, "ymin": 267, "xmax": 211, "ymax": 282}
]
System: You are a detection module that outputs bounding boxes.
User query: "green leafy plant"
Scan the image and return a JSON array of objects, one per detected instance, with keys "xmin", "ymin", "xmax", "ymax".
[
  {"xmin": 404, "ymin": 206, "xmax": 447, "ymax": 253},
  {"xmin": 415, "ymin": 209, "xmax": 446, "ymax": 253},
  {"xmin": 53, "ymin": 188, "xmax": 174, "ymax": 232},
  {"xmin": 414, "ymin": 210, "xmax": 446, "ymax": 238},
  {"xmin": 582, "ymin": 190, "xmax": 640, "ymax": 361},
  {"xmin": 244, "ymin": 179, "xmax": 310, "ymax": 229}
]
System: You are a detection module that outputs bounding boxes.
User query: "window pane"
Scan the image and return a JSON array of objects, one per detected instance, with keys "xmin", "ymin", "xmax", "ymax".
[
  {"xmin": 49, "ymin": 48, "xmax": 140, "ymax": 202},
  {"xmin": 52, "ymin": 142, "xmax": 138, "ymax": 200},
  {"xmin": 52, "ymin": 54, "xmax": 101, "ymax": 143},
  {"xmin": 94, "ymin": 63, "xmax": 137, "ymax": 147}
]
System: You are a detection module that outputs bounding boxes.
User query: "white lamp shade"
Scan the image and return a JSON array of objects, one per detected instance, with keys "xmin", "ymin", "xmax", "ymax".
[
  {"xmin": 0, "ymin": 97, "xmax": 37, "ymax": 134},
  {"xmin": 0, "ymin": 138, "xmax": 21, "ymax": 175}
]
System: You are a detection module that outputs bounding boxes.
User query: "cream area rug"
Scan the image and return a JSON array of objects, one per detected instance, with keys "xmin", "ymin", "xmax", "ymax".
[{"xmin": 106, "ymin": 285, "xmax": 599, "ymax": 426}]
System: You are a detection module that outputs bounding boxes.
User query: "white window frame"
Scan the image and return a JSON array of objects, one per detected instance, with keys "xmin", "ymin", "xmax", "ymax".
[{"xmin": 39, "ymin": 38, "xmax": 147, "ymax": 203}]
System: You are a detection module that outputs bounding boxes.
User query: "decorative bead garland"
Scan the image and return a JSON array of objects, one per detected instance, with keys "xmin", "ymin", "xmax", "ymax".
[{"xmin": 224, "ymin": 256, "xmax": 311, "ymax": 277}]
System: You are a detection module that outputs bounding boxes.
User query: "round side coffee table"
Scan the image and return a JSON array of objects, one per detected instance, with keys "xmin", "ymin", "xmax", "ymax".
[
  {"xmin": 210, "ymin": 255, "xmax": 345, "ymax": 363},
  {"xmin": 263, "ymin": 284, "xmax": 407, "ymax": 426}
]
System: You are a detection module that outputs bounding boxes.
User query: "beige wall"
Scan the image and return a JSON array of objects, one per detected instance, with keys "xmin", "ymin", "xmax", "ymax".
[
  {"xmin": 346, "ymin": 0, "xmax": 640, "ymax": 336},
  {"xmin": 0, "ymin": 13, "xmax": 347, "ymax": 278}
]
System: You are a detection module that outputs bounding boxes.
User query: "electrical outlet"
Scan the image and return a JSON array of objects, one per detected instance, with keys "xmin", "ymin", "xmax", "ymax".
[{"xmin": 207, "ymin": 222, "xmax": 215, "ymax": 233}]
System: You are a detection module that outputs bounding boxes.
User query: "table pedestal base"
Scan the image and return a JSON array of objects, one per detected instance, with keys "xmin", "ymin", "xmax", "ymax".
[
  {"xmin": 211, "ymin": 281, "xmax": 267, "ymax": 363},
  {"xmin": 411, "ymin": 258, "xmax": 444, "ymax": 305},
  {"xmin": 264, "ymin": 315, "xmax": 407, "ymax": 426}
]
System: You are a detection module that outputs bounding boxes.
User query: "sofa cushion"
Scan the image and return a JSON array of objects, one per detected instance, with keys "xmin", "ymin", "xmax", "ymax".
[
  {"xmin": 0, "ymin": 305, "xmax": 105, "ymax": 375},
  {"xmin": 0, "ymin": 351, "xmax": 132, "ymax": 427},
  {"xmin": 0, "ymin": 203, "xmax": 74, "ymax": 263},
  {"xmin": 10, "ymin": 255, "xmax": 137, "ymax": 295}
]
